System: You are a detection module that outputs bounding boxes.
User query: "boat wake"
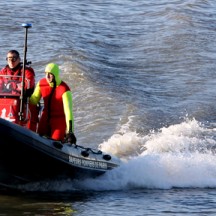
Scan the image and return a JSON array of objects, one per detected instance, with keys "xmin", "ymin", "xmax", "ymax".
[{"xmin": 17, "ymin": 117, "xmax": 216, "ymax": 192}]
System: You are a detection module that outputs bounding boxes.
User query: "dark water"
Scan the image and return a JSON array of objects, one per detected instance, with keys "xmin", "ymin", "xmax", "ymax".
[
  {"xmin": 1, "ymin": 0, "xmax": 216, "ymax": 215},
  {"xmin": 1, "ymin": 189, "xmax": 216, "ymax": 215}
]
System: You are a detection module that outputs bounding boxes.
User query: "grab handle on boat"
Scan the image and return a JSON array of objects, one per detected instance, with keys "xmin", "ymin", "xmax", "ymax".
[
  {"xmin": 19, "ymin": 23, "xmax": 32, "ymax": 121},
  {"xmin": 81, "ymin": 148, "xmax": 90, "ymax": 157}
]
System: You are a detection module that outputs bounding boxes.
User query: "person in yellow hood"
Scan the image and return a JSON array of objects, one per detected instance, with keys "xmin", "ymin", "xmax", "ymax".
[{"xmin": 30, "ymin": 63, "xmax": 76, "ymax": 144}]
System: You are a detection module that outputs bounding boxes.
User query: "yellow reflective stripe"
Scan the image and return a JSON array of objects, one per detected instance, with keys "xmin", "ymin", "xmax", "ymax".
[
  {"xmin": 29, "ymin": 82, "xmax": 41, "ymax": 105},
  {"xmin": 62, "ymin": 91, "xmax": 74, "ymax": 132}
]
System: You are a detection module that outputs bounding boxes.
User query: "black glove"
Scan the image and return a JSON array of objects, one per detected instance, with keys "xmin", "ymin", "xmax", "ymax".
[{"xmin": 65, "ymin": 132, "xmax": 77, "ymax": 144}]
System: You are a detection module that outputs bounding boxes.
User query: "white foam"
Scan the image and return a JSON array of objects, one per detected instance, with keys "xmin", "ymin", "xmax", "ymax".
[{"xmin": 20, "ymin": 118, "xmax": 216, "ymax": 192}]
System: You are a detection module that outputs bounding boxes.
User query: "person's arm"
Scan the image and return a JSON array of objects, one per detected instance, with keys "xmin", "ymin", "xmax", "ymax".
[
  {"xmin": 0, "ymin": 68, "xmax": 6, "ymax": 91},
  {"xmin": 62, "ymin": 90, "xmax": 74, "ymax": 132},
  {"xmin": 62, "ymin": 90, "xmax": 76, "ymax": 144},
  {"xmin": 24, "ymin": 67, "xmax": 35, "ymax": 90},
  {"xmin": 23, "ymin": 67, "xmax": 35, "ymax": 96},
  {"xmin": 29, "ymin": 82, "xmax": 41, "ymax": 105}
]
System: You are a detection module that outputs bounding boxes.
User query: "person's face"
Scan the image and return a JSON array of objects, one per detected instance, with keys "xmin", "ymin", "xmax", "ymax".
[
  {"xmin": 45, "ymin": 72, "xmax": 55, "ymax": 83},
  {"xmin": 6, "ymin": 53, "xmax": 20, "ymax": 69}
]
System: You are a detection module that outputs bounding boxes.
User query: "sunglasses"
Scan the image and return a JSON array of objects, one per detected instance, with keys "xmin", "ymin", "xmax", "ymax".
[{"xmin": 6, "ymin": 56, "xmax": 18, "ymax": 62}]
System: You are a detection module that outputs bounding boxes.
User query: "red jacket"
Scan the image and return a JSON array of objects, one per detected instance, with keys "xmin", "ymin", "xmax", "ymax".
[
  {"xmin": 0, "ymin": 64, "xmax": 35, "ymax": 95},
  {"xmin": 39, "ymin": 77, "xmax": 70, "ymax": 118}
]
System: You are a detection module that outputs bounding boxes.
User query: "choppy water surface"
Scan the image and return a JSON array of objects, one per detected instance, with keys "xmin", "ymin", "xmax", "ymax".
[{"xmin": 1, "ymin": 0, "xmax": 216, "ymax": 215}]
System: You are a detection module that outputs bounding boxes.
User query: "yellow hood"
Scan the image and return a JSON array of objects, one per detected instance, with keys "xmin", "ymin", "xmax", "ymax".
[{"xmin": 45, "ymin": 63, "xmax": 61, "ymax": 86}]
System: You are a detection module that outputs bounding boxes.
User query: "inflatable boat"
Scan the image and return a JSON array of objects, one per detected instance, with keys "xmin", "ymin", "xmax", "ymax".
[{"xmin": 0, "ymin": 84, "xmax": 120, "ymax": 189}]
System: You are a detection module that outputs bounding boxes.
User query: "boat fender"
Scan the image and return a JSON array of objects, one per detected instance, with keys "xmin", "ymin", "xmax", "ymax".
[
  {"xmin": 103, "ymin": 154, "xmax": 111, "ymax": 161},
  {"xmin": 53, "ymin": 141, "xmax": 63, "ymax": 149}
]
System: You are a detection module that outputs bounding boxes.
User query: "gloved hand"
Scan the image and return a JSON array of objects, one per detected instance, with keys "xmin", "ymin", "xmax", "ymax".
[{"xmin": 65, "ymin": 132, "xmax": 77, "ymax": 144}]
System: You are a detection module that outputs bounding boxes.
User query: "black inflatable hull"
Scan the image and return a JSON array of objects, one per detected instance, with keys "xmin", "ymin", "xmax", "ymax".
[{"xmin": 0, "ymin": 118, "xmax": 120, "ymax": 187}]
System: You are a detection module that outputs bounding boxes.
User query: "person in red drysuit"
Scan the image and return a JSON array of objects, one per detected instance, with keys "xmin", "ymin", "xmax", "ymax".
[
  {"xmin": 0, "ymin": 50, "xmax": 38, "ymax": 131},
  {"xmin": 29, "ymin": 63, "xmax": 76, "ymax": 144}
]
